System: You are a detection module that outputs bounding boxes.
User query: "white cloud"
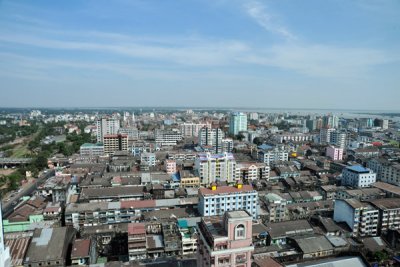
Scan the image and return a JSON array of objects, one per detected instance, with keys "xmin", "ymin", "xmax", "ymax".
[{"xmin": 242, "ymin": 0, "xmax": 296, "ymax": 40}]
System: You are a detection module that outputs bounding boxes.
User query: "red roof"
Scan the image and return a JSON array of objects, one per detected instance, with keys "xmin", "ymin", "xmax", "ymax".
[
  {"xmin": 71, "ymin": 239, "xmax": 91, "ymax": 259},
  {"xmin": 128, "ymin": 223, "xmax": 146, "ymax": 235},
  {"xmin": 199, "ymin": 185, "xmax": 254, "ymax": 196},
  {"xmin": 120, "ymin": 199, "xmax": 156, "ymax": 209}
]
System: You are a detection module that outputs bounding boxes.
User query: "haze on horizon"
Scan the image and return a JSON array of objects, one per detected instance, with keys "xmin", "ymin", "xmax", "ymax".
[{"xmin": 0, "ymin": 0, "xmax": 399, "ymax": 110}]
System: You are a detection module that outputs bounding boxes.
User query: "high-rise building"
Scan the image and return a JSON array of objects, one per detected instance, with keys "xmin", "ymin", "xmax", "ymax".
[
  {"xmin": 180, "ymin": 122, "xmax": 211, "ymax": 137},
  {"xmin": 103, "ymin": 134, "xmax": 128, "ymax": 155},
  {"xmin": 195, "ymin": 153, "xmax": 236, "ymax": 184},
  {"xmin": 199, "ymin": 127, "xmax": 224, "ymax": 154},
  {"xmin": 0, "ymin": 201, "xmax": 11, "ymax": 267},
  {"xmin": 323, "ymin": 115, "xmax": 339, "ymax": 128},
  {"xmin": 229, "ymin": 112, "xmax": 247, "ymax": 136},
  {"xmin": 319, "ymin": 128, "xmax": 346, "ymax": 148},
  {"xmin": 197, "ymin": 210, "xmax": 254, "ymax": 267},
  {"xmin": 96, "ymin": 116, "xmax": 120, "ymax": 143},
  {"xmin": 257, "ymin": 145, "xmax": 289, "ymax": 166}
]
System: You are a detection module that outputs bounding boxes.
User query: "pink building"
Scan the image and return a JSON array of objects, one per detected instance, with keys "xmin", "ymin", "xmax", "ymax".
[
  {"xmin": 197, "ymin": 210, "xmax": 254, "ymax": 267},
  {"xmin": 165, "ymin": 159, "xmax": 177, "ymax": 174},
  {"xmin": 326, "ymin": 146, "xmax": 343, "ymax": 161}
]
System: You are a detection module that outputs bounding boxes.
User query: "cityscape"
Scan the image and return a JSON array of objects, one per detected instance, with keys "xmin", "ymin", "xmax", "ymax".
[{"xmin": 1, "ymin": 0, "xmax": 400, "ymax": 267}]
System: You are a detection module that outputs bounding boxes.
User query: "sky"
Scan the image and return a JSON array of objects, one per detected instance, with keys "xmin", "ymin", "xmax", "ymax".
[{"xmin": 0, "ymin": 0, "xmax": 399, "ymax": 110}]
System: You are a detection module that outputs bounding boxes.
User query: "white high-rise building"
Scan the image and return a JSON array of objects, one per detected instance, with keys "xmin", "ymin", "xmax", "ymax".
[
  {"xmin": 0, "ymin": 201, "xmax": 11, "ymax": 267},
  {"xmin": 180, "ymin": 122, "xmax": 211, "ymax": 137},
  {"xmin": 199, "ymin": 127, "xmax": 224, "ymax": 153},
  {"xmin": 195, "ymin": 153, "xmax": 236, "ymax": 184},
  {"xmin": 320, "ymin": 128, "xmax": 346, "ymax": 148},
  {"xmin": 96, "ymin": 116, "xmax": 120, "ymax": 143},
  {"xmin": 229, "ymin": 112, "xmax": 247, "ymax": 136}
]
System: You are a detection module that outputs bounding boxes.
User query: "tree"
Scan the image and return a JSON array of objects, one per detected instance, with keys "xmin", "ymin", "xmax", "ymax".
[{"xmin": 253, "ymin": 137, "xmax": 263, "ymax": 146}]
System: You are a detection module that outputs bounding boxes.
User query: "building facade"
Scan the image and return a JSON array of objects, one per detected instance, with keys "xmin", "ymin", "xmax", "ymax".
[
  {"xmin": 197, "ymin": 211, "xmax": 254, "ymax": 267},
  {"xmin": 326, "ymin": 146, "xmax": 343, "ymax": 161},
  {"xmin": 96, "ymin": 116, "xmax": 120, "ymax": 143},
  {"xmin": 195, "ymin": 153, "xmax": 236, "ymax": 184},
  {"xmin": 341, "ymin": 166, "xmax": 376, "ymax": 188},
  {"xmin": 229, "ymin": 112, "xmax": 247, "ymax": 136},
  {"xmin": 198, "ymin": 184, "xmax": 258, "ymax": 219},
  {"xmin": 103, "ymin": 134, "xmax": 128, "ymax": 155}
]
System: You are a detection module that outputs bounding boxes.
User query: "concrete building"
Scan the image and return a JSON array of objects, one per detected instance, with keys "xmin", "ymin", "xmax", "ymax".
[
  {"xmin": 326, "ymin": 146, "xmax": 343, "ymax": 161},
  {"xmin": 165, "ymin": 159, "xmax": 177, "ymax": 174},
  {"xmin": 370, "ymin": 198, "xmax": 400, "ymax": 234},
  {"xmin": 274, "ymin": 133, "xmax": 313, "ymax": 143},
  {"xmin": 257, "ymin": 145, "xmax": 289, "ymax": 166},
  {"xmin": 221, "ymin": 138, "xmax": 234, "ymax": 153},
  {"xmin": 103, "ymin": 134, "xmax": 128, "ymax": 155},
  {"xmin": 198, "ymin": 184, "xmax": 258, "ymax": 219},
  {"xmin": 368, "ymin": 159, "xmax": 400, "ymax": 186},
  {"xmin": 229, "ymin": 112, "xmax": 247, "ymax": 136},
  {"xmin": 195, "ymin": 153, "xmax": 236, "ymax": 185},
  {"xmin": 199, "ymin": 127, "xmax": 224, "ymax": 154},
  {"xmin": 341, "ymin": 165, "xmax": 376, "ymax": 188},
  {"xmin": 80, "ymin": 143, "xmax": 104, "ymax": 157},
  {"xmin": 235, "ymin": 162, "xmax": 270, "ymax": 181},
  {"xmin": 264, "ymin": 193, "xmax": 288, "ymax": 223},
  {"xmin": 197, "ymin": 210, "xmax": 254, "ymax": 267},
  {"xmin": 155, "ymin": 130, "xmax": 182, "ymax": 147},
  {"xmin": 0, "ymin": 201, "xmax": 11, "ymax": 267},
  {"xmin": 320, "ymin": 128, "xmax": 346, "ymax": 148},
  {"xmin": 128, "ymin": 223, "xmax": 147, "ymax": 261},
  {"xmin": 71, "ymin": 239, "xmax": 97, "ymax": 265},
  {"xmin": 23, "ymin": 227, "xmax": 75, "ymax": 267},
  {"xmin": 141, "ymin": 152, "xmax": 156, "ymax": 168},
  {"xmin": 96, "ymin": 116, "xmax": 120, "ymax": 143},
  {"xmin": 180, "ymin": 122, "xmax": 211, "ymax": 137},
  {"xmin": 333, "ymin": 199, "xmax": 379, "ymax": 237}
]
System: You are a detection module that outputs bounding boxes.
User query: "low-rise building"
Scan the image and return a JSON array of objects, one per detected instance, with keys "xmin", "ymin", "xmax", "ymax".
[{"xmin": 80, "ymin": 143, "xmax": 104, "ymax": 157}]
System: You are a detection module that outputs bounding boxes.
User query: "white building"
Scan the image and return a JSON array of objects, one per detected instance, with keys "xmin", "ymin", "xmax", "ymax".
[
  {"xmin": 221, "ymin": 138, "xmax": 234, "ymax": 153},
  {"xmin": 198, "ymin": 184, "xmax": 258, "ymax": 219},
  {"xmin": 141, "ymin": 152, "xmax": 156, "ymax": 167},
  {"xmin": 80, "ymin": 143, "xmax": 104, "ymax": 157},
  {"xmin": 96, "ymin": 116, "xmax": 120, "ymax": 143},
  {"xmin": 155, "ymin": 130, "xmax": 182, "ymax": 147},
  {"xmin": 0, "ymin": 202, "xmax": 11, "ymax": 267},
  {"xmin": 198, "ymin": 127, "xmax": 224, "ymax": 154},
  {"xmin": 341, "ymin": 165, "xmax": 376, "ymax": 188},
  {"xmin": 334, "ymin": 199, "xmax": 379, "ymax": 237},
  {"xmin": 320, "ymin": 128, "xmax": 346, "ymax": 149},
  {"xmin": 235, "ymin": 162, "xmax": 270, "ymax": 181},
  {"xmin": 165, "ymin": 159, "xmax": 177, "ymax": 174},
  {"xmin": 258, "ymin": 145, "xmax": 289, "ymax": 165},
  {"xmin": 274, "ymin": 133, "xmax": 313, "ymax": 143},
  {"xmin": 326, "ymin": 146, "xmax": 343, "ymax": 161},
  {"xmin": 180, "ymin": 122, "xmax": 210, "ymax": 137},
  {"xmin": 229, "ymin": 112, "xmax": 247, "ymax": 136},
  {"xmin": 195, "ymin": 153, "xmax": 236, "ymax": 184}
]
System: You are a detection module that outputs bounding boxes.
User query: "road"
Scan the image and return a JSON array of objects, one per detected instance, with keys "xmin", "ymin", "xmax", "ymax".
[{"xmin": 1, "ymin": 169, "xmax": 55, "ymax": 218}]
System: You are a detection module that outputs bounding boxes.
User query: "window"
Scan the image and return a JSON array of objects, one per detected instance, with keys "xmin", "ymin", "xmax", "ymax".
[{"xmin": 235, "ymin": 224, "xmax": 245, "ymax": 239}]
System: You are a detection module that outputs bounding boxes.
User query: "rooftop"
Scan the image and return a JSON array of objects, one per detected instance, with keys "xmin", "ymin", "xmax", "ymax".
[
  {"xmin": 199, "ymin": 185, "xmax": 255, "ymax": 196},
  {"xmin": 71, "ymin": 239, "xmax": 91, "ymax": 259},
  {"xmin": 346, "ymin": 165, "xmax": 370, "ymax": 173}
]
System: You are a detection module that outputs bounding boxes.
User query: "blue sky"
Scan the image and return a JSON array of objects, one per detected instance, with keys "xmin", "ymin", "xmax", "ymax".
[{"xmin": 0, "ymin": 0, "xmax": 399, "ymax": 109}]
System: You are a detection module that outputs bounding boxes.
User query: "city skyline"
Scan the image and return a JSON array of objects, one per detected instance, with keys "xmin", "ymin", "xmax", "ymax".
[{"xmin": 1, "ymin": 0, "xmax": 400, "ymax": 109}]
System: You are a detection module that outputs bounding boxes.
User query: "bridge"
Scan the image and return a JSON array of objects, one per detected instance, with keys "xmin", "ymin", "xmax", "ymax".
[{"xmin": 0, "ymin": 157, "xmax": 33, "ymax": 167}]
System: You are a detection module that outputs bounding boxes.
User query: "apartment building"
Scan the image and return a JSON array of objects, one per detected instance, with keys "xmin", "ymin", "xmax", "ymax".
[
  {"xmin": 257, "ymin": 145, "xmax": 289, "ymax": 165},
  {"xmin": 264, "ymin": 193, "xmax": 288, "ymax": 223},
  {"xmin": 235, "ymin": 162, "xmax": 270, "ymax": 181},
  {"xmin": 370, "ymin": 198, "xmax": 400, "ymax": 234},
  {"xmin": 229, "ymin": 112, "xmax": 248, "ymax": 136},
  {"xmin": 80, "ymin": 143, "xmax": 104, "ymax": 157},
  {"xmin": 341, "ymin": 165, "xmax": 376, "ymax": 188},
  {"xmin": 333, "ymin": 199, "xmax": 379, "ymax": 237},
  {"xmin": 103, "ymin": 134, "xmax": 128, "ymax": 155},
  {"xmin": 198, "ymin": 184, "xmax": 258, "ymax": 219},
  {"xmin": 180, "ymin": 122, "xmax": 210, "ymax": 137},
  {"xmin": 155, "ymin": 130, "xmax": 182, "ymax": 147},
  {"xmin": 195, "ymin": 153, "xmax": 236, "ymax": 184},
  {"xmin": 96, "ymin": 116, "xmax": 120, "ymax": 143},
  {"xmin": 326, "ymin": 146, "xmax": 343, "ymax": 161},
  {"xmin": 165, "ymin": 159, "xmax": 177, "ymax": 174},
  {"xmin": 199, "ymin": 127, "xmax": 224, "ymax": 154},
  {"xmin": 197, "ymin": 211, "xmax": 254, "ymax": 267}
]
